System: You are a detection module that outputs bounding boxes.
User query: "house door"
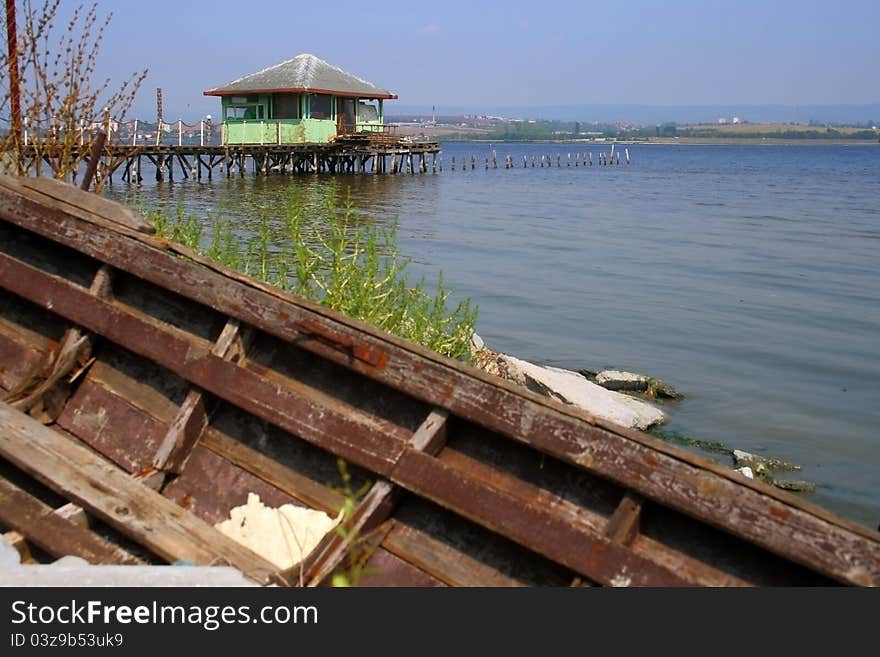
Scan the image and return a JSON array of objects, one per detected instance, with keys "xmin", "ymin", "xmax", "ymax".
[
  {"xmin": 339, "ymin": 99, "xmax": 356, "ymax": 135},
  {"xmin": 337, "ymin": 103, "xmax": 345, "ymax": 136}
]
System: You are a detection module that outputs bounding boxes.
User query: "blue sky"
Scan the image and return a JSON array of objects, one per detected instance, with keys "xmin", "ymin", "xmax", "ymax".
[{"xmin": 54, "ymin": 0, "xmax": 880, "ymax": 119}]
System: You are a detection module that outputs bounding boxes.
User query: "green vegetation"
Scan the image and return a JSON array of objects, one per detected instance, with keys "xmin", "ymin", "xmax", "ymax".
[
  {"xmin": 329, "ymin": 459, "xmax": 374, "ymax": 587},
  {"xmin": 658, "ymin": 122, "xmax": 879, "ymax": 141},
  {"xmin": 650, "ymin": 428, "xmax": 732, "ymax": 457},
  {"xmin": 437, "ymin": 118, "xmax": 879, "ymax": 143},
  {"xmin": 145, "ymin": 192, "xmax": 479, "ymax": 362}
]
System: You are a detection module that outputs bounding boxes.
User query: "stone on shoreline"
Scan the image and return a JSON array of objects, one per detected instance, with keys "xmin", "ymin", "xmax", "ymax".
[
  {"xmin": 590, "ymin": 370, "xmax": 682, "ymax": 400},
  {"xmin": 771, "ymin": 479, "xmax": 817, "ymax": 493},
  {"xmin": 733, "ymin": 449, "xmax": 801, "ymax": 472},
  {"xmin": 474, "ymin": 350, "xmax": 666, "ymax": 431}
]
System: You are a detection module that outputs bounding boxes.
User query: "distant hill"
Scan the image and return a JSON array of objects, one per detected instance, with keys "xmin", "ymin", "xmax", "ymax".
[{"xmin": 393, "ymin": 104, "xmax": 880, "ymax": 126}]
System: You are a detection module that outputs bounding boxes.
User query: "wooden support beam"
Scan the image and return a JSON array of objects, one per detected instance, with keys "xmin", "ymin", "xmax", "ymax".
[
  {"xmin": 5, "ymin": 264, "xmax": 111, "ymax": 419},
  {"xmin": 0, "ymin": 476, "xmax": 143, "ymax": 565},
  {"xmin": 304, "ymin": 408, "xmax": 449, "ymax": 586},
  {"xmin": 152, "ymin": 319, "xmax": 247, "ymax": 473},
  {"xmin": 0, "ymin": 402, "xmax": 281, "ymax": 583},
  {"xmin": 605, "ymin": 493, "xmax": 644, "ymax": 547}
]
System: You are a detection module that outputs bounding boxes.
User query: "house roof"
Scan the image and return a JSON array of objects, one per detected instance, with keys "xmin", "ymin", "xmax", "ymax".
[{"xmin": 203, "ymin": 53, "xmax": 397, "ymax": 99}]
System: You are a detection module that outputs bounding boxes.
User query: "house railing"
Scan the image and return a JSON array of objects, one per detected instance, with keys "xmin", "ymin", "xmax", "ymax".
[{"xmin": 18, "ymin": 116, "xmax": 217, "ymax": 148}]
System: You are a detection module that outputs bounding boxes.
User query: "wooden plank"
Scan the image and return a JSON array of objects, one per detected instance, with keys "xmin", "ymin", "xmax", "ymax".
[
  {"xmin": 162, "ymin": 445, "xmax": 299, "ymax": 525},
  {"xmin": 383, "ymin": 524, "xmax": 526, "ymax": 587},
  {"xmin": 0, "ymin": 330, "xmax": 44, "ymax": 392},
  {"xmin": 1, "ymin": 181, "xmax": 879, "ymax": 584},
  {"xmin": 392, "ymin": 448, "xmax": 691, "ymax": 586},
  {"xmin": 17, "ymin": 177, "xmax": 154, "ymax": 234},
  {"xmin": 56, "ymin": 378, "xmax": 170, "ymax": 474},
  {"xmin": 356, "ymin": 547, "xmax": 446, "ymax": 587},
  {"xmin": 0, "ymin": 402, "xmax": 280, "ymax": 584},
  {"xmin": 0, "ymin": 477, "xmax": 142, "ymax": 565}
]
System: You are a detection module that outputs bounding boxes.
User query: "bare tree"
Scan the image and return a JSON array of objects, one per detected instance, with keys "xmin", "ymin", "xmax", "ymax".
[{"xmin": 1, "ymin": 0, "xmax": 147, "ymax": 189}]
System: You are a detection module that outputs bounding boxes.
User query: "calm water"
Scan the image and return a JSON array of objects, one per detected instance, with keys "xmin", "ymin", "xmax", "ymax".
[{"xmin": 105, "ymin": 142, "xmax": 880, "ymax": 528}]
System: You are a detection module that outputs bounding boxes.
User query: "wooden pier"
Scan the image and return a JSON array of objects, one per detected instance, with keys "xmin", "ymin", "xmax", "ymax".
[{"xmin": 20, "ymin": 134, "xmax": 441, "ymax": 184}]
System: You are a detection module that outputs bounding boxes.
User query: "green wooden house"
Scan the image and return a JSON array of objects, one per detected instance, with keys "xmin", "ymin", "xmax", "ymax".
[{"xmin": 203, "ymin": 53, "xmax": 397, "ymax": 145}]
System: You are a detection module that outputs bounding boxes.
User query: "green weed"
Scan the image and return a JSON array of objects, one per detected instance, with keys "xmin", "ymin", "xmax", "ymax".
[{"xmin": 147, "ymin": 191, "xmax": 478, "ymax": 362}]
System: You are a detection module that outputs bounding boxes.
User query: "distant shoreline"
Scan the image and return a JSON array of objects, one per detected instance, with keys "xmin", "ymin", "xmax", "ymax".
[{"xmin": 437, "ymin": 137, "xmax": 880, "ymax": 146}]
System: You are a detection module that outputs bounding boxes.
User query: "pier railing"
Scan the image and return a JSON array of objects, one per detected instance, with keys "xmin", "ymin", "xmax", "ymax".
[
  {"xmin": 15, "ymin": 116, "xmax": 403, "ymax": 150},
  {"xmin": 19, "ymin": 116, "xmax": 217, "ymax": 149}
]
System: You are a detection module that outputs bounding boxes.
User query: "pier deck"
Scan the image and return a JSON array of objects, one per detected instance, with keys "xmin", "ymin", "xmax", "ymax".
[{"xmin": 20, "ymin": 135, "xmax": 442, "ymax": 183}]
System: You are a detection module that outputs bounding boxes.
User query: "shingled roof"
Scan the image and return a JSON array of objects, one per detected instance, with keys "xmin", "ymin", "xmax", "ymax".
[{"xmin": 203, "ymin": 53, "xmax": 397, "ymax": 99}]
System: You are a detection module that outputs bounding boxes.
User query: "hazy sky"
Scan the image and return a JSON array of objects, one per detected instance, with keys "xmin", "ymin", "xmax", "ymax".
[{"xmin": 51, "ymin": 0, "xmax": 880, "ymax": 118}]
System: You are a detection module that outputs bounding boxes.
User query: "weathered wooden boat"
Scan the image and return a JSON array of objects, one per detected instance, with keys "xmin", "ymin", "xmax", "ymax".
[{"xmin": 0, "ymin": 174, "xmax": 878, "ymax": 587}]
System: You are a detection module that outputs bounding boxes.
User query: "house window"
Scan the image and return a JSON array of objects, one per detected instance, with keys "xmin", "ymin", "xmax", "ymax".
[
  {"xmin": 310, "ymin": 94, "xmax": 332, "ymax": 120},
  {"xmin": 273, "ymin": 94, "xmax": 301, "ymax": 119},
  {"xmin": 225, "ymin": 104, "xmax": 263, "ymax": 120},
  {"xmin": 358, "ymin": 101, "xmax": 379, "ymax": 123}
]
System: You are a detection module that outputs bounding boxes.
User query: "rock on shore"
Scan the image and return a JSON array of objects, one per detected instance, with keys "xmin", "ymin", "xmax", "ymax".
[{"xmin": 474, "ymin": 348, "xmax": 666, "ymax": 431}]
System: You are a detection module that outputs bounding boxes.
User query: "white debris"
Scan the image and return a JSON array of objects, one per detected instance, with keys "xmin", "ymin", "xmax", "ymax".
[
  {"xmin": 736, "ymin": 466, "xmax": 755, "ymax": 479},
  {"xmin": 0, "ymin": 535, "xmax": 21, "ymax": 567},
  {"xmin": 215, "ymin": 493, "xmax": 343, "ymax": 570}
]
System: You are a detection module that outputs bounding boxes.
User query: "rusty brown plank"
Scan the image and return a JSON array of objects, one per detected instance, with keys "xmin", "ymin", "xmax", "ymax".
[
  {"xmin": 0, "ymin": 476, "xmax": 142, "ymax": 565},
  {"xmin": 0, "ymin": 251, "xmax": 408, "ymax": 475},
  {"xmin": 0, "ymin": 402, "xmax": 280, "ymax": 584},
  {"xmin": 162, "ymin": 445, "xmax": 299, "ymax": 526},
  {"xmin": 56, "ymin": 378, "xmax": 170, "ymax": 474},
  {"xmin": 356, "ymin": 547, "xmax": 447, "ymax": 587},
  {"xmin": 1, "ymin": 179, "xmax": 878, "ymax": 584},
  {"xmin": 0, "ymin": 330, "xmax": 44, "ymax": 392},
  {"xmin": 382, "ymin": 524, "xmax": 528, "ymax": 587},
  {"xmin": 392, "ymin": 448, "xmax": 691, "ymax": 586}
]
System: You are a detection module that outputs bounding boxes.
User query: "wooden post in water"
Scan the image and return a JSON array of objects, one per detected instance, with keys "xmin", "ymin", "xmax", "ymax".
[
  {"xmin": 485, "ymin": 157, "xmax": 488, "ymax": 170},
  {"xmin": 625, "ymin": 147, "xmax": 630, "ymax": 164},
  {"xmin": 80, "ymin": 131, "xmax": 107, "ymax": 192},
  {"xmin": 155, "ymin": 88, "xmax": 163, "ymax": 147},
  {"xmin": 470, "ymin": 154, "xmax": 476, "ymax": 170},
  {"xmin": 540, "ymin": 155, "xmax": 544, "ymax": 168},
  {"xmin": 589, "ymin": 152, "xmax": 593, "ymax": 166},
  {"xmin": 492, "ymin": 151, "xmax": 498, "ymax": 169},
  {"xmin": 557, "ymin": 154, "xmax": 561, "ymax": 167}
]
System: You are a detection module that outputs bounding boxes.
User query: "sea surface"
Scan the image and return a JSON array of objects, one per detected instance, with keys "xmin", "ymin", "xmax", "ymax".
[{"xmin": 105, "ymin": 142, "xmax": 880, "ymax": 529}]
